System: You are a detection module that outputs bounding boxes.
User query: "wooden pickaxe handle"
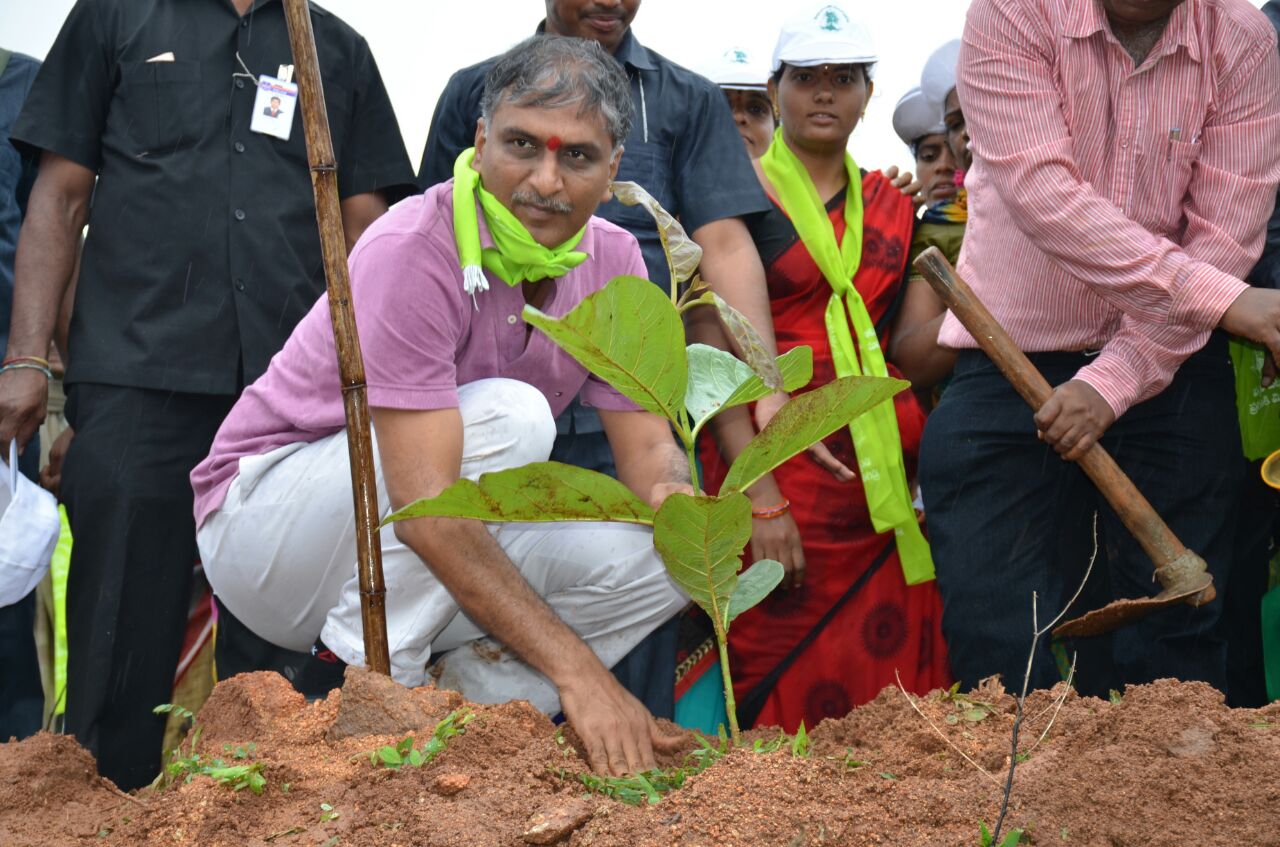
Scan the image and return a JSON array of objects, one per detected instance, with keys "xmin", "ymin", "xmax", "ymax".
[{"xmin": 912, "ymin": 247, "xmax": 1213, "ymax": 602}]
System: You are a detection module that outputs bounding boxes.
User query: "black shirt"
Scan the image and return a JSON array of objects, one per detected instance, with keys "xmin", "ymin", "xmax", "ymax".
[
  {"xmin": 11, "ymin": 0, "xmax": 416, "ymax": 394},
  {"xmin": 417, "ymin": 25, "xmax": 771, "ymax": 291}
]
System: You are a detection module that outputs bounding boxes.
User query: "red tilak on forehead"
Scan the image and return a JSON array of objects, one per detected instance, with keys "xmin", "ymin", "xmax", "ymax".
[{"xmin": 546, "ymin": 135, "xmax": 562, "ymax": 151}]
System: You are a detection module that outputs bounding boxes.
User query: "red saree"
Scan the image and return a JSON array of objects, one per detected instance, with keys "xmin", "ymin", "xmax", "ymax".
[{"xmin": 699, "ymin": 171, "xmax": 952, "ymax": 732}]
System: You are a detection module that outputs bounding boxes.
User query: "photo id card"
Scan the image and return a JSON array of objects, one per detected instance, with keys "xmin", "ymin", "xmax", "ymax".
[{"xmin": 250, "ymin": 75, "xmax": 298, "ymax": 141}]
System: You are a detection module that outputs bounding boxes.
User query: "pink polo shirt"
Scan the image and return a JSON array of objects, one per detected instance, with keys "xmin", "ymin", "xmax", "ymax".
[
  {"xmin": 191, "ymin": 182, "xmax": 644, "ymax": 527},
  {"xmin": 941, "ymin": 0, "xmax": 1280, "ymax": 416}
]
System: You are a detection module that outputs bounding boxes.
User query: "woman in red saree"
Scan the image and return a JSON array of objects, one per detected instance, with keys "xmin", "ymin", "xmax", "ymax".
[{"xmin": 699, "ymin": 7, "xmax": 951, "ymax": 732}]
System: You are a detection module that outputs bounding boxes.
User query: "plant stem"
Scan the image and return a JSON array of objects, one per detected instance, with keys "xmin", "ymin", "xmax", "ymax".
[
  {"xmin": 712, "ymin": 615, "xmax": 741, "ymax": 744},
  {"xmin": 681, "ymin": 427, "xmax": 700, "ymax": 493}
]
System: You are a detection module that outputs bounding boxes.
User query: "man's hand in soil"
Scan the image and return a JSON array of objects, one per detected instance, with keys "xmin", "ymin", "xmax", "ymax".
[
  {"xmin": 559, "ymin": 671, "xmax": 685, "ymax": 776},
  {"xmin": 1034, "ymin": 379, "xmax": 1115, "ymax": 462}
]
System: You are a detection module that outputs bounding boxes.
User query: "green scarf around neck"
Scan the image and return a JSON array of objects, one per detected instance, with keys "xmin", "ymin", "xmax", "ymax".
[
  {"xmin": 452, "ymin": 148, "xmax": 588, "ymax": 300},
  {"xmin": 759, "ymin": 128, "xmax": 935, "ymax": 585}
]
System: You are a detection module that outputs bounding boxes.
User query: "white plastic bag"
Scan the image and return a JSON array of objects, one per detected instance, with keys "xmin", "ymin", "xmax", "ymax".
[{"xmin": 0, "ymin": 439, "xmax": 60, "ymax": 607}]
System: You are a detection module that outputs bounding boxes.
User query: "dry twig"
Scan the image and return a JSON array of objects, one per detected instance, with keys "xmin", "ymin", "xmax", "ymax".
[
  {"xmin": 894, "ymin": 670, "xmax": 1002, "ymax": 787},
  {"xmin": 1026, "ymin": 653, "xmax": 1077, "ymax": 756},
  {"xmin": 990, "ymin": 515, "xmax": 1098, "ymax": 843}
]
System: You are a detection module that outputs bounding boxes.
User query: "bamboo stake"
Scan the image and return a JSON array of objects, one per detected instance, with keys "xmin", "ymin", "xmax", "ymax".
[{"xmin": 281, "ymin": 0, "xmax": 390, "ymax": 674}]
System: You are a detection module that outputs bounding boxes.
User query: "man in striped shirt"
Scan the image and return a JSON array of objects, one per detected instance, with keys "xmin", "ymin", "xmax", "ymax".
[{"xmin": 919, "ymin": 0, "xmax": 1280, "ymax": 697}]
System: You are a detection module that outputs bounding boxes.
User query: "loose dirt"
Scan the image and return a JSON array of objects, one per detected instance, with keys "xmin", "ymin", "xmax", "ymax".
[{"xmin": 2, "ymin": 669, "xmax": 1277, "ymax": 846}]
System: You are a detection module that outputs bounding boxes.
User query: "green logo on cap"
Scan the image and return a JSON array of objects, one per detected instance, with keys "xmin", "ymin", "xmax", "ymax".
[
  {"xmin": 731, "ymin": 49, "xmax": 747, "ymax": 64},
  {"xmin": 815, "ymin": 5, "xmax": 848, "ymax": 31}
]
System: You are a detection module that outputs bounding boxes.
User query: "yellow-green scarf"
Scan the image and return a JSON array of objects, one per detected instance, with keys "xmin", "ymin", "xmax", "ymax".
[
  {"xmin": 759, "ymin": 128, "xmax": 934, "ymax": 585},
  {"xmin": 452, "ymin": 148, "xmax": 588, "ymax": 299}
]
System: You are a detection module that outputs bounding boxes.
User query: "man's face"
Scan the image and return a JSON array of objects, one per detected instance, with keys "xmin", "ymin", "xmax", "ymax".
[
  {"xmin": 943, "ymin": 87, "xmax": 971, "ymax": 174},
  {"xmin": 914, "ymin": 133, "xmax": 958, "ymax": 206},
  {"xmin": 270, "ymin": 97, "xmax": 281, "ymax": 109},
  {"xmin": 474, "ymin": 100, "xmax": 620, "ymax": 248},
  {"xmin": 1101, "ymin": 0, "xmax": 1186, "ymax": 26},
  {"xmin": 544, "ymin": 0, "xmax": 641, "ymax": 54},
  {"xmin": 724, "ymin": 89, "xmax": 775, "ymax": 159}
]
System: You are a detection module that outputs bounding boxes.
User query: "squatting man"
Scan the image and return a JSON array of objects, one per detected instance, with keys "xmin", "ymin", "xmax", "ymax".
[{"xmin": 190, "ymin": 36, "xmax": 693, "ymax": 776}]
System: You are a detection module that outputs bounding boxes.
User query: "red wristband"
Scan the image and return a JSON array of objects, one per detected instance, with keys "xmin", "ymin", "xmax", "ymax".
[{"xmin": 751, "ymin": 499, "xmax": 791, "ymax": 519}]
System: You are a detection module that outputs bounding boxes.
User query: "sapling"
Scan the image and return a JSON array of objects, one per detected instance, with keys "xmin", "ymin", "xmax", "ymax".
[
  {"xmin": 151, "ymin": 703, "xmax": 268, "ymax": 795},
  {"xmin": 363, "ymin": 707, "xmax": 474, "ymax": 769},
  {"xmin": 386, "ymin": 183, "xmax": 909, "ymax": 743}
]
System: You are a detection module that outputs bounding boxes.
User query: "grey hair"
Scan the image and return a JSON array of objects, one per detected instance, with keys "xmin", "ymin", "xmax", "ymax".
[{"xmin": 480, "ymin": 35, "xmax": 634, "ymax": 150}]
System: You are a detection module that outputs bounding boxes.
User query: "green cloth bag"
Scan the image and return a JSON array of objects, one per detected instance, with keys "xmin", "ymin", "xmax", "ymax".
[
  {"xmin": 1263, "ymin": 584, "xmax": 1280, "ymax": 702},
  {"xmin": 1229, "ymin": 339, "xmax": 1280, "ymax": 461}
]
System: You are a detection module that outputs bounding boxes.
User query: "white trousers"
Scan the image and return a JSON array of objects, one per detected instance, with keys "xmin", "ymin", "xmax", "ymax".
[{"xmin": 197, "ymin": 378, "xmax": 687, "ymax": 713}]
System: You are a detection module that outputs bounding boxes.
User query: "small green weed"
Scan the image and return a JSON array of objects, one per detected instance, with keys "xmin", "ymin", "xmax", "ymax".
[
  {"xmin": 365, "ymin": 708, "xmax": 474, "ymax": 769},
  {"xmin": 747, "ymin": 722, "xmax": 810, "ymax": 757},
  {"xmin": 840, "ymin": 748, "xmax": 867, "ymax": 770},
  {"xmin": 977, "ymin": 822, "xmax": 1027, "ymax": 846},
  {"xmin": 152, "ymin": 704, "xmax": 266, "ymax": 795},
  {"xmin": 1108, "ymin": 689, "xmax": 1124, "ymax": 705},
  {"xmin": 319, "ymin": 803, "xmax": 340, "ymax": 823},
  {"xmin": 153, "ymin": 703, "xmax": 195, "ymax": 721}
]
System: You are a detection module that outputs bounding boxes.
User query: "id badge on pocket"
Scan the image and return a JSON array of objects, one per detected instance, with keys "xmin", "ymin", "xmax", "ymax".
[{"xmin": 250, "ymin": 75, "xmax": 298, "ymax": 141}]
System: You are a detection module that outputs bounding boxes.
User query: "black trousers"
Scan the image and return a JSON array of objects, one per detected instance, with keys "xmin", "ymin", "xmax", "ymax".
[
  {"xmin": 61, "ymin": 384, "xmax": 234, "ymax": 790},
  {"xmin": 920, "ymin": 336, "xmax": 1244, "ymax": 696},
  {"xmin": 1225, "ymin": 464, "xmax": 1276, "ymax": 707}
]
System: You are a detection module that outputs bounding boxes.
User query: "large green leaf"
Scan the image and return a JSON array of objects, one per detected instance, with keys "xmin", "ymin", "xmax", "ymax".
[
  {"xmin": 652, "ymin": 492, "xmax": 752, "ymax": 623},
  {"xmin": 383, "ymin": 462, "xmax": 655, "ymax": 526},
  {"xmin": 685, "ymin": 345, "xmax": 814, "ymax": 437},
  {"xmin": 721, "ymin": 375, "xmax": 908, "ymax": 494},
  {"xmin": 725, "ymin": 559, "xmax": 784, "ymax": 627},
  {"xmin": 524, "ymin": 276, "xmax": 687, "ymax": 424}
]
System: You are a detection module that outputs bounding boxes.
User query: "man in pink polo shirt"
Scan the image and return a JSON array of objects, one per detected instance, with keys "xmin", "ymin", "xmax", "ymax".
[
  {"xmin": 918, "ymin": 0, "xmax": 1280, "ymax": 697},
  {"xmin": 191, "ymin": 36, "xmax": 690, "ymax": 776}
]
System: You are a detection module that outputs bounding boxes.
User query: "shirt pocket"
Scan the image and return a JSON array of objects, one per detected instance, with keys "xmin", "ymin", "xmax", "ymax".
[
  {"xmin": 1161, "ymin": 138, "xmax": 1202, "ymax": 229},
  {"xmin": 116, "ymin": 60, "xmax": 205, "ymax": 156}
]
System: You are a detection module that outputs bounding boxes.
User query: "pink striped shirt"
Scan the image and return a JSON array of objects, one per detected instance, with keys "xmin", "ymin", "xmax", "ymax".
[{"xmin": 939, "ymin": 0, "xmax": 1280, "ymax": 416}]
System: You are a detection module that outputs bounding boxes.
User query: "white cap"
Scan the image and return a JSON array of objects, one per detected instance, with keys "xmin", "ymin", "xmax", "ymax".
[
  {"xmin": 771, "ymin": 4, "xmax": 876, "ymax": 74},
  {"xmin": 921, "ymin": 38, "xmax": 961, "ymax": 105},
  {"xmin": 701, "ymin": 47, "xmax": 769, "ymax": 91},
  {"xmin": 892, "ymin": 87, "xmax": 946, "ymax": 147}
]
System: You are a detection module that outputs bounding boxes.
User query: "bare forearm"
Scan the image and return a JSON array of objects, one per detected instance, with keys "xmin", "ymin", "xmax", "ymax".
[
  {"xmin": 6, "ymin": 184, "xmax": 87, "ymax": 359},
  {"xmin": 890, "ymin": 313, "xmax": 956, "ymax": 390},
  {"xmin": 692, "ymin": 218, "xmax": 779, "ymax": 359},
  {"xmin": 396, "ymin": 517, "xmax": 600, "ymax": 688},
  {"xmin": 623, "ymin": 439, "xmax": 689, "ymax": 503}
]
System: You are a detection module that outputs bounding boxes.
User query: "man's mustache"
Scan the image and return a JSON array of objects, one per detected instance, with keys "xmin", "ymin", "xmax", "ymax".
[{"xmin": 511, "ymin": 191, "xmax": 574, "ymax": 214}]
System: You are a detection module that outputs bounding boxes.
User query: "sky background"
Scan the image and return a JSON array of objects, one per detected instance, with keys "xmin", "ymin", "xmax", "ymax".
[{"xmin": 2, "ymin": 0, "xmax": 1273, "ymax": 177}]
